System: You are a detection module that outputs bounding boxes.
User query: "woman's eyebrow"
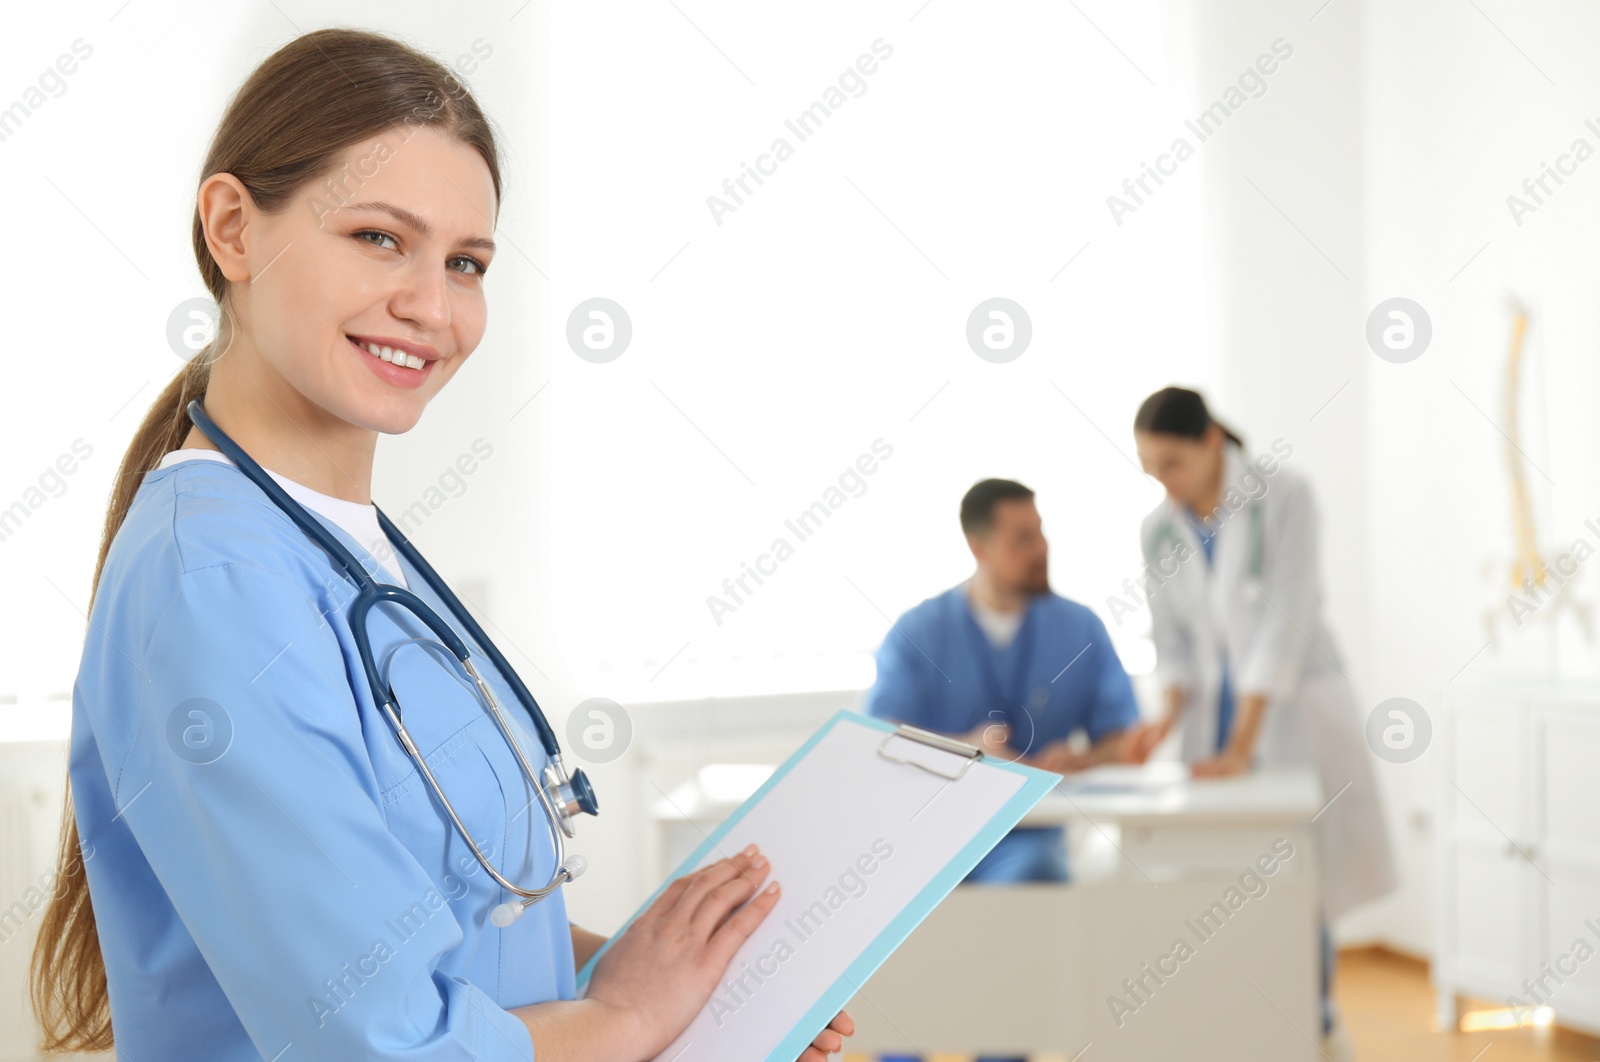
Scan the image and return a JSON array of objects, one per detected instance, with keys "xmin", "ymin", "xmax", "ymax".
[{"xmin": 342, "ymin": 200, "xmax": 496, "ymax": 253}]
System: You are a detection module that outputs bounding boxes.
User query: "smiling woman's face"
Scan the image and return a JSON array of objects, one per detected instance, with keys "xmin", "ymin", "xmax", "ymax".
[{"xmin": 211, "ymin": 123, "xmax": 498, "ymax": 435}]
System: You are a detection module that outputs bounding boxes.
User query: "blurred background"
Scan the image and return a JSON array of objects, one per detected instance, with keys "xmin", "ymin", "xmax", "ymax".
[{"xmin": 3, "ymin": 1, "xmax": 1597, "ymax": 1059}]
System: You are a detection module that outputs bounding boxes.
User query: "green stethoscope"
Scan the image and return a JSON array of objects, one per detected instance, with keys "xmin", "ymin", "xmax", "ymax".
[{"xmin": 1145, "ymin": 503, "xmax": 1265, "ymax": 578}]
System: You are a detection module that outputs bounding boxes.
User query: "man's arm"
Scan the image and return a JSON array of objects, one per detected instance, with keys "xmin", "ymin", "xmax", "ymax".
[
  {"xmin": 1024, "ymin": 615, "xmax": 1142, "ymax": 773},
  {"xmin": 863, "ymin": 614, "xmax": 932, "ymax": 726},
  {"xmin": 1021, "ymin": 726, "xmax": 1131, "ymax": 773}
]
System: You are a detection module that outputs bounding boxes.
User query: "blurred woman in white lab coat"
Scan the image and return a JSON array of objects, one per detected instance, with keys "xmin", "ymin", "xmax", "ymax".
[{"xmin": 1125, "ymin": 387, "xmax": 1398, "ymax": 1051}]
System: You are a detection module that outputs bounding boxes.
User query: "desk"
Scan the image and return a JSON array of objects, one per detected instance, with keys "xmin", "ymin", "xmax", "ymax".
[{"xmin": 653, "ymin": 762, "xmax": 1323, "ymax": 1061}]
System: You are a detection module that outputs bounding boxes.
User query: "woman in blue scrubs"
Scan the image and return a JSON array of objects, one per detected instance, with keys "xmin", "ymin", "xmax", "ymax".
[{"xmin": 28, "ymin": 28, "xmax": 850, "ymax": 1062}]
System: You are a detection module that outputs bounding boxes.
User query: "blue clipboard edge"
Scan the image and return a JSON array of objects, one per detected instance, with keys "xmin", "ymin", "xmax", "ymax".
[{"xmin": 571, "ymin": 708, "xmax": 1061, "ymax": 1061}]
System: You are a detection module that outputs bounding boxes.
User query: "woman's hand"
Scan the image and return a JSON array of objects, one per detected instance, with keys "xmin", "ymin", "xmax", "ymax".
[
  {"xmin": 1192, "ymin": 693, "xmax": 1268, "ymax": 778},
  {"xmin": 799, "ymin": 1009, "xmax": 855, "ymax": 1059},
  {"xmin": 584, "ymin": 845, "xmax": 782, "ymax": 1059},
  {"xmin": 1190, "ymin": 744, "xmax": 1252, "ymax": 778}
]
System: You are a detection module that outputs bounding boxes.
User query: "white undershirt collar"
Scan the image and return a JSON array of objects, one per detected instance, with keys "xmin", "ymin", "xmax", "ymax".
[
  {"xmin": 964, "ymin": 576, "xmax": 1025, "ymax": 649},
  {"xmin": 155, "ymin": 448, "xmax": 408, "ymax": 588}
]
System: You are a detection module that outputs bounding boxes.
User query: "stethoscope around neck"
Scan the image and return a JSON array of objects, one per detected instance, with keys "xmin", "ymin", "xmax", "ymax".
[{"xmin": 185, "ymin": 399, "xmax": 598, "ymax": 926}]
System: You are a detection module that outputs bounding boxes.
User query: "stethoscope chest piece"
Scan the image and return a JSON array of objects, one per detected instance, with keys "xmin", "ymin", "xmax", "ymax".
[{"xmin": 546, "ymin": 762, "xmax": 600, "ymax": 838}]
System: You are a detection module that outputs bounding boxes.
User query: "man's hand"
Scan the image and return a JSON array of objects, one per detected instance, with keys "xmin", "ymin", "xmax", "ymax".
[
  {"xmin": 1121, "ymin": 719, "xmax": 1171, "ymax": 764},
  {"xmin": 963, "ymin": 718, "xmax": 1013, "ymax": 757},
  {"xmin": 1124, "ymin": 686, "xmax": 1187, "ymax": 764},
  {"xmin": 1020, "ymin": 739, "xmax": 1096, "ymax": 775}
]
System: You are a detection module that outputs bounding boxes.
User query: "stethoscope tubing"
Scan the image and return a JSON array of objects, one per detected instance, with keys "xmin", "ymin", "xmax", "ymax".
[{"xmin": 183, "ymin": 399, "xmax": 589, "ymax": 914}]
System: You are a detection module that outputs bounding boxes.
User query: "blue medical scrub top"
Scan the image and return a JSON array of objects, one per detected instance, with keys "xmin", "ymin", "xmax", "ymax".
[
  {"xmin": 862, "ymin": 583, "xmax": 1139, "ymax": 883},
  {"xmin": 68, "ymin": 458, "xmax": 571, "ymax": 1060}
]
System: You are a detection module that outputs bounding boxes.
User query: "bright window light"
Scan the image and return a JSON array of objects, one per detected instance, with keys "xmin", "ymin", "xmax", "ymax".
[
  {"xmin": 1459, "ymin": 1005, "xmax": 1553, "ymax": 1032},
  {"xmin": 545, "ymin": 1, "xmax": 1211, "ymax": 701}
]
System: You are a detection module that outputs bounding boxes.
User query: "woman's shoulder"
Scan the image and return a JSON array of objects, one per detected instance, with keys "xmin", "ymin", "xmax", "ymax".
[
  {"xmin": 1254, "ymin": 455, "xmax": 1315, "ymax": 514},
  {"xmin": 1230, "ymin": 440, "xmax": 1311, "ymax": 501},
  {"xmin": 1139, "ymin": 500, "xmax": 1172, "ymax": 530},
  {"xmin": 104, "ymin": 460, "xmax": 340, "ymax": 605},
  {"xmin": 1138, "ymin": 498, "xmax": 1178, "ymax": 551}
]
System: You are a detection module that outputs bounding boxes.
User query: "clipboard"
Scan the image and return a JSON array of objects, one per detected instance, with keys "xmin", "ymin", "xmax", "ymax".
[{"xmin": 574, "ymin": 709, "xmax": 1061, "ymax": 1062}]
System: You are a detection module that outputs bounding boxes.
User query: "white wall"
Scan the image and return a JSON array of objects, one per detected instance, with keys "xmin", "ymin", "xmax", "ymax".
[
  {"xmin": 1190, "ymin": 0, "xmax": 1600, "ymax": 956},
  {"xmin": 1358, "ymin": 0, "xmax": 1600, "ymax": 955},
  {"xmin": 540, "ymin": 0, "xmax": 1213, "ymax": 692},
  {"xmin": 457, "ymin": 0, "xmax": 1226, "ymax": 930}
]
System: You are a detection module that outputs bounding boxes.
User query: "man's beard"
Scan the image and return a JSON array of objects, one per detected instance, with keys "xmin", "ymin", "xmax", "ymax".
[{"xmin": 1021, "ymin": 566, "xmax": 1050, "ymax": 595}]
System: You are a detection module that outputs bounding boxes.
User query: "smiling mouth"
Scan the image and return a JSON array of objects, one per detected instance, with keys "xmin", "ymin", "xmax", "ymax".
[{"xmin": 348, "ymin": 335, "xmax": 429, "ymax": 371}]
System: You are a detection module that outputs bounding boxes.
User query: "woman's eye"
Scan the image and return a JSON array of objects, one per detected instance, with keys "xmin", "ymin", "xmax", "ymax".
[
  {"xmin": 355, "ymin": 229, "xmax": 399, "ymax": 251},
  {"xmin": 354, "ymin": 231, "xmax": 487, "ymax": 278}
]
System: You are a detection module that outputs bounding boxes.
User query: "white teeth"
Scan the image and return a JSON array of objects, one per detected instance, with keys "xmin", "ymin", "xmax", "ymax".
[{"xmin": 354, "ymin": 339, "xmax": 426, "ymax": 371}]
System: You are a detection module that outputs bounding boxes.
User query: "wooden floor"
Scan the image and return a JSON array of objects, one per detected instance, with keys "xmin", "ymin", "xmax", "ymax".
[
  {"xmin": 1336, "ymin": 947, "xmax": 1600, "ymax": 1061},
  {"xmin": 841, "ymin": 947, "xmax": 1600, "ymax": 1061}
]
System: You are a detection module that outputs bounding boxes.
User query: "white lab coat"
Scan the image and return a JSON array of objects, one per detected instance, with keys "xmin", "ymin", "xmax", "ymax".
[{"xmin": 1141, "ymin": 443, "xmax": 1398, "ymax": 921}]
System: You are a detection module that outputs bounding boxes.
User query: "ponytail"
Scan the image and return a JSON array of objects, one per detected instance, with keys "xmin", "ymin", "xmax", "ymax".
[
  {"xmin": 1133, "ymin": 385, "xmax": 1244, "ymax": 450},
  {"xmin": 26, "ymin": 346, "xmax": 213, "ymax": 1050}
]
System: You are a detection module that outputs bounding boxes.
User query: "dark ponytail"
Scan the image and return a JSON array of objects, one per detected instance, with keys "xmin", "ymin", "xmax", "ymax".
[{"xmin": 1133, "ymin": 386, "xmax": 1244, "ymax": 449}]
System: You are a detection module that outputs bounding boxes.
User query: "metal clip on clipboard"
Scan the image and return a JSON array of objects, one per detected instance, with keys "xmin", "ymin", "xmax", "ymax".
[{"xmin": 877, "ymin": 722, "xmax": 984, "ymax": 781}]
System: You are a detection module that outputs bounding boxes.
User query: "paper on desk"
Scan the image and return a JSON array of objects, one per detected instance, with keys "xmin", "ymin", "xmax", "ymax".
[
  {"xmin": 574, "ymin": 710, "xmax": 1060, "ymax": 1062},
  {"xmin": 1054, "ymin": 761, "xmax": 1190, "ymax": 794}
]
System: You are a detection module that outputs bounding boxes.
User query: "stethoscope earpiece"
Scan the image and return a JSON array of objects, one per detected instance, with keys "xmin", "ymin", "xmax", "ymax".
[{"xmin": 491, "ymin": 855, "xmax": 587, "ymax": 927}]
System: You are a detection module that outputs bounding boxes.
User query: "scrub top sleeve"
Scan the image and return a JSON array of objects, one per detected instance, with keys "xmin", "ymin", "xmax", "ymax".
[
  {"xmin": 863, "ymin": 615, "xmax": 935, "ymax": 728},
  {"xmin": 125, "ymin": 562, "xmax": 535, "ymax": 1062},
  {"xmin": 1234, "ymin": 481, "xmax": 1322, "ymax": 704},
  {"xmin": 1085, "ymin": 615, "xmax": 1140, "ymax": 743}
]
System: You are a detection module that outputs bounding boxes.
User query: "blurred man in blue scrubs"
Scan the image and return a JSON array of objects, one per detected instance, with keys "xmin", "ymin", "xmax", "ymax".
[{"xmin": 865, "ymin": 479, "xmax": 1139, "ymax": 1062}]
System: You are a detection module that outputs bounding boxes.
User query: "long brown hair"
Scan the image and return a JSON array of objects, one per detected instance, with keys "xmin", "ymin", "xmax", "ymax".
[{"xmin": 29, "ymin": 27, "xmax": 503, "ymax": 1051}]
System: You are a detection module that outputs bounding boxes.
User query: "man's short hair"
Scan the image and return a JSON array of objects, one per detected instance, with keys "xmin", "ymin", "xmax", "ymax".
[{"xmin": 960, "ymin": 479, "xmax": 1035, "ymax": 539}]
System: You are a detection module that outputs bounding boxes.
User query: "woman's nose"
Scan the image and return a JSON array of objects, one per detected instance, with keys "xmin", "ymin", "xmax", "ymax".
[{"xmin": 390, "ymin": 264, "xmax": 452, "ymax": 332}]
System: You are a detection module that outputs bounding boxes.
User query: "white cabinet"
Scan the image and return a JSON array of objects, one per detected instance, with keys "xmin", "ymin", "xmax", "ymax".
[
  {"xmin": 0, "ymin": 704, "xmax": 80, "ymax": 1062},
  {"xmin": 1435, "ymin": 684, "xmax": 1600, "ymax": 1033}
]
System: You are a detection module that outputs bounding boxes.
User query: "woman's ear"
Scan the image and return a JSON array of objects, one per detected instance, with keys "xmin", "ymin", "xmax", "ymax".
[{"xmin": 197, "ymin": 173, "xmax": 256, "ymax": 285}]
